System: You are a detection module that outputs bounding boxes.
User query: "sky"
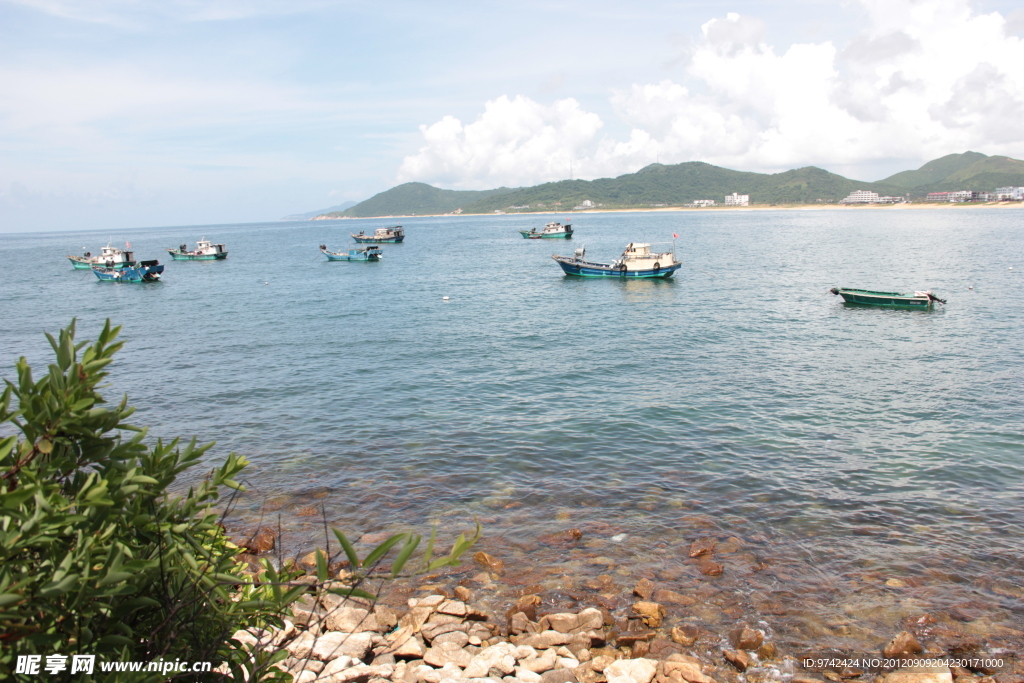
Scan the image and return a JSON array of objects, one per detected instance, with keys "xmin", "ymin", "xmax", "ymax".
[{"xmin": 1, "ymin": 0, "xmax": 1023, "ymax": 232}]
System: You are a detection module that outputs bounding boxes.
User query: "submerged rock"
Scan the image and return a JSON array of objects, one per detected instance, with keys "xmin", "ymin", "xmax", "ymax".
[{"xmin": 884, "ymin": 631, "xmax": 924, "ymax": 657}]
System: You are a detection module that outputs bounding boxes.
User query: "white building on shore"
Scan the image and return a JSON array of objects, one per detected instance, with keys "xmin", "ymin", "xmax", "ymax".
[
  {"xmin": 840, "ymin": 190, "xmax": 907, "ymax": 204},
  {"xmin": 724, "ymin": 193, "xmax": 749, "ymax": 206},
  {"xmin": 995, "ymin": 187, "xmax": 1024, "ymax": 201}
]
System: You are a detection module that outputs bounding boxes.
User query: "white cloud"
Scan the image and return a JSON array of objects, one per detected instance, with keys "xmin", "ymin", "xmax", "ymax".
[
  {"xmin": 397, "ymin": 95, "xmax": 602, "ymax": 188},
  {"xmin": 399, "ymin": 0, "xmax": 1024, "ymax": 187}
]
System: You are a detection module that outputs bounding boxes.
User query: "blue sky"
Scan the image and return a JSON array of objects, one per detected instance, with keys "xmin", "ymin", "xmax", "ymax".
[{"xmin": 2, "ymin": 0, "xmax": 1023, "ymax": 232}]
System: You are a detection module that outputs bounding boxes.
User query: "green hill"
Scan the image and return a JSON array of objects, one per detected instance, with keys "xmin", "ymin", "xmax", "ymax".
[
  {"xmin": 314, "ymin": 152, "xmax": 1024, "ymax": 219},
  {"xmin": 457, "ymin": 162, "xmax": 904, "ymax": 213},
  {"xmin": 322, "ymin": 182, "xmax": 517, "ymax": 218},
  {"xmin": 879, "ymin": 151, "xmax": 1024, "ymax": 191}
]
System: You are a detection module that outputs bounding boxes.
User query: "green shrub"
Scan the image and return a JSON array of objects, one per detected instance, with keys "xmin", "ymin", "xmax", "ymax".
[
  {"xmin": 0, "ymin": 320, "xmax": 305, "ymax": 681},
  {"xmin": 0, "ymin": 320, "xmax": 480, "ymax": 682}
]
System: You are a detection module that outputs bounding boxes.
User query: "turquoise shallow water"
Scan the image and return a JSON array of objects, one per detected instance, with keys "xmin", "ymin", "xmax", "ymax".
[{"xmin": 2, "ymin": 208, "xmax": 1023, "ymax": 651}]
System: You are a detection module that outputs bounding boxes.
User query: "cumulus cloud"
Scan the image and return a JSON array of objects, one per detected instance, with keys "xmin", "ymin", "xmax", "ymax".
[
  {"xmin": 400, "ymin": 0, "xmax": 1024, "ymax": 187},
  {"xmin": 397, "ymin": 95, "xmax": 602, "ymax": 188}
]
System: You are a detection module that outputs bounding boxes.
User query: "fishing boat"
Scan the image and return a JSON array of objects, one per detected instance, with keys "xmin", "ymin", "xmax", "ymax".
[
  {"xmin": 67, "ymin": 244, "xmax": 136, "ymax": 270},
  {"xmin": 167, "ymin": 239, "xmax": 228, "ymax": 260},
  {"xmin": 91, "ymin": 260, "xmax": 164, "ymax": 283},
  {"xmin": 320, "ymin": 244, "xmax": 382, "ymax": 261},
  {"xmin": 830, "ymin": 287, "xmax": 946, "ymax": 308},
  {"xmin": 552, "ymin": 243, "xmax": 682, "ymax": 278},
  {"xmin": 519, "ymin": 221, "xmax": 573, "ymax": 239},
  {"xmin": 352, "ymin": 226, "xmax": 404, "ymax": 243}
]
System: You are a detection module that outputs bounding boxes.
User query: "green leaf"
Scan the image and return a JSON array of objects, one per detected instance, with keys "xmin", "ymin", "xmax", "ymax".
[
  {"xmin": 391, "ymin": 534, "xmax": 421, "ymax": 577},
  {"xmin": 363, "ymin": 534, "xmax": 406, "ymax": 568},
  {"xmin": 333, "ymin": 528, "xmax": 360, "ymax": 568}
]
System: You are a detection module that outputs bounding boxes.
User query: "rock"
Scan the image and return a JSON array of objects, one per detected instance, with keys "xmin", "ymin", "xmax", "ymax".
[
  {"xmin": 729, "ymin": 625, "xmax": 763, "ymax": 651},
  {"xmin": 652, "ymin": 590, "xmax": 697, "ymax": 606},
  {"xmin": 516, "ymin": 631, "xmax": 573, "ymax": 649},
  {"xmin": 421, "ymin": 662, "xmax": 465, "ymax": 683},
  {"xmin": 632, "ymin": 602, "xmax": 667, "ymax": 629},
  {"xmin": 697, "ymin": 559, "xmax": 723, "ymax": 576},
  {"xmin": 539, "ymin": 609, "xmax": 605, "ymax": 635},
  {"xmin": 647, "ymin": 639, "xmax": 684, "ymax": 659},
  {"xmin": 455, "ymin": 586, "xmax": 474, "ymax": 602},
  {"xmin": 433, "ymin": 631, "xmax": 471, "ymax": 648},
  {"xmin": 286, "ymin": 632, "xmax": 318, "ymax": 660},
  {"xmin": 474, "ymin": 551, "xmax": 505, "ymax": 574},
  {"xmin": 541, "ymin": 670, "xmax": 579, "ymax": 683},
  {"xmin": 634, "ymin": 578, "xmax": 656, "ymax": 600},
  {"xmin": 539, "ymin": 529, "xmax": 584, "ymax": 548},
  {"xmin": 401, "ymin": 607, "xmax": 439, "ymax": 633},
  {"xmin": 884, "ymin": 632, "xmax": 924, "ymax": 658},
  {"xmin": 757, "ymin": 642, "xmax": 777, "ymax": 660},
  {"xmin": 513, "ymin": 595, "xmax": 544, "ymax": 621},
  {"xmin": 516, "ymin": 669, "xmax": 544, "ymax": 683},
  {"xmin": 671, "ymin": 625, "xmax": 700, "ymax": 647},
  {"xmin": 689, "ymin": 539, "xmax": 716, "ymax": 558},
  {"xmin": 662, "ymin": 656, "xmax": 712, "ymax": 683},
  {"xmin": 568, "ymin": 631, "xmax": 606, "ymax": 652},
  {"xmin": 376, "ymin": 605, "xmax": 400, "ymax": 632},
  {"xmin": 520, "ymin": 649, "xmax": 559, "ymax": 673},
  {"xmin": 590, "ymin": 656, "xmax": 615, "ymax": 673},
  {"xmin": 792, "ymin": 678, "xmax": 825, "ymax": 683},
  {"xmin": 424, "ymin": 641, "xmax": 474, "ymax": 668},
  {"xmin": 291, "ymin": 594, "xmax": 328, "ymax": 628},
  {"xmin": 724, "ymin": 650, "xmax": 751, "ymax": 672},
  {"xmin": 239, "ymin": 526, "xmax": 276, "ymax": 553},
  {"xmin": 438, "ymin": 600, "xmax": 469, "ymax": 617},
  {"xmin": 383, "ymin": 629, "xmax": 427, "ymax": 658},
  {"xmin": 464, "ymin": 643, "xmax": 518, "ymax": 678},
  {"xmin": 320, "ymin": 661, "xmax": 395, "ymax": 682},
  {"xmin": 276, "ymin": 658, "xmax": 326, "ymax": 676},
  {"xmin": 616, "ymin": 630, "xmax": 656, "ymax": 647},
  {"xmin": 606, "ymin": 658, "xmax": 659, "ymax": 683},
  {"xmin": 510, "ymin": 612, "xmax": 538, "ymax": 635},
  {"xmin": 323, "ymin": 604, "xmax": 380, "ymax": 634},
  {"xmin": 310, "ymin": 632, "xmax": 381, "ymax": 661},
  {"xmin": 880, "ymin": 666, "xmax": 953, "ymax": 683}
]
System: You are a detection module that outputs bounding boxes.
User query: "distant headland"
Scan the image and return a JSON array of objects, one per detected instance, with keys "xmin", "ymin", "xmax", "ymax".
[{"xmin": 297, "ymin": 151, "xmax": 1024, "ymax": 220}]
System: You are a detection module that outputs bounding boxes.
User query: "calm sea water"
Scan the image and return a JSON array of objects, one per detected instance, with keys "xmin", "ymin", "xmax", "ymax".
[{"xmin": 2, "ymin": 208, "xmax": 1022, "ymax": 652}]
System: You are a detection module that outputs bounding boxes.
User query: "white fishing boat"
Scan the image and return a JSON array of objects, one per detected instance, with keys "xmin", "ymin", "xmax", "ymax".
[
  {"xmin": 553, "ymin": 242, "xmax": 681, "ymax": 278},
  {"xmin": 67, "ymin": 243, "xmax": 136, "ymax": 270},
  {"xmin": 167, "ymin": 239, "xmax": 228, "ymax": 260}
]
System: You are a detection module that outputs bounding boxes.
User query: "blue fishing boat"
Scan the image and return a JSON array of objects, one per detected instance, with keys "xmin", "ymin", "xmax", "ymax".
[
  {"xmin": 520, "ymin": 221, "xmax": 572, "ymax": 239},
  {"xmin": 91, "ymin": 260, "xmax": 164, "ymax": 283},
  {"xmin": 352, "ymin": 226, "xmax": 404, "ymax": 243},
  {"xmin": 167, "ymin": 238, "xmax": 227, "ymax": 260},
  {"xmin": 553, "ymin": 243, "xmax": 681, "ymax": 278},
  {"xmin": 830, "ymin": 287, "xmax": 945, "ymax": 308},
  {"xmin": 320, "ymin": 244, "xmax": 382, "ymax": 261},
  {"xmin": 67, "ymin": 243, "xmax": 136, "ymax": 269}
]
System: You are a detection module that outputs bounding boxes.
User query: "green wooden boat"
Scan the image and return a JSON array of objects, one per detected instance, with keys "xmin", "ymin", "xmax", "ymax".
[{"xmin": 830, "ymin": 287, "xmax": 946, "ymax": 308}]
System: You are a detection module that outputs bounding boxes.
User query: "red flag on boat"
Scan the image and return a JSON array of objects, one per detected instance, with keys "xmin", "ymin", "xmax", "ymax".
[
  {"xmin": 673, "ymin": 233, "xmax": 679, "ymax": 238},
  {"xmin": 126, "ymin": 241, "xmax": 131, "ymax": 247}
]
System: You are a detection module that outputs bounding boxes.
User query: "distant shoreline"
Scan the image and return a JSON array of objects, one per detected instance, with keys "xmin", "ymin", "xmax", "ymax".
[{"xmin": 310, "ymin": 201, "xmax": 1024, "ymax": 220}]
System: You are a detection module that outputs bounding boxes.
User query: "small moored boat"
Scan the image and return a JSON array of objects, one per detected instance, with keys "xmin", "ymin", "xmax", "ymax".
[
  {"xmin": 553, "ymin": 243, "xmax": 681, "ymax": 278},
  {"xmin": 352, "ymin": 226, "xmax": 404, "ymax": 243},
  {"xmin": 91, "ymin": 260, "xmax": 164, "ymax": 283},
  {"xmin": 68, "ymin": 244, "xmax": 136, "ymax": 270},
  {"xmin": 167, "ymin": 239, "xmax": 228, "ymax": 260},
  {"xmin": 830, "ymin": 287, "xmax": 946, "ymax": 308},
  {"xmin": 520, "ymin": 221, "xmax": 573, "ymax": 239},
  {"xmin": 320, "ymin": 244, "xmax": 382, "ymax": 261}
]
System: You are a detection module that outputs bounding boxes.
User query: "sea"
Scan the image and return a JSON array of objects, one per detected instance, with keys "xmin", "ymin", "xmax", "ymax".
[{"xmin": 1, "ymin": 208, "xmax": 1022, "ymax": 656}]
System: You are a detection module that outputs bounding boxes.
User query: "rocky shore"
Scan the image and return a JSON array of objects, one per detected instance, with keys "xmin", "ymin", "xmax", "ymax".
[{"xmin": 226, "ymin": 536, "xmax": 1023, "ymax": 683}]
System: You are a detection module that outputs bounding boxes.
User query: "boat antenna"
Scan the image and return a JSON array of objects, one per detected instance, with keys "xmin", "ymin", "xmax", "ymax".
[{"xmin": 569, "ymin": 158, "xmax": 573, "ymax": 181}]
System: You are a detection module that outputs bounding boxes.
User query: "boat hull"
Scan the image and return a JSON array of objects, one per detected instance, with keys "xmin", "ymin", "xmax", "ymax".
[
  {"xmin": 168, "ymin": 251, "xmax": 228, "ymax": 260},
  {"xmin": 519, "ymin": 231, "xmax": 571, "ymax": 239},
  {"xmin": 352, "ymin": 235, "xmax": 403, "ymax": 243},
  {"xmin": 92, "ymin": 263, "xmax": 164, "ymax": 283},
  {"xmin": 553, "ymin": 257, "xmax": 681, "ymax": 278},
  {"xmin": 323, "ymin": 253, "xmax": 381, "ymax": 261},
  {"xmin": 68, "ymin": 257, "xmax": 131, "ymax": 269},
  {"xmin": 832, "ymin": 288, "xmax": 934, "ymax": 308}
]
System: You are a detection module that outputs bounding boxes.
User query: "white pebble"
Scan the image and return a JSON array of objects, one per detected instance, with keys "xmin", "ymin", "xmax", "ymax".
[{"xmin": 611, "ymin": 533, "xmax": 627, "ymax": 542}]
